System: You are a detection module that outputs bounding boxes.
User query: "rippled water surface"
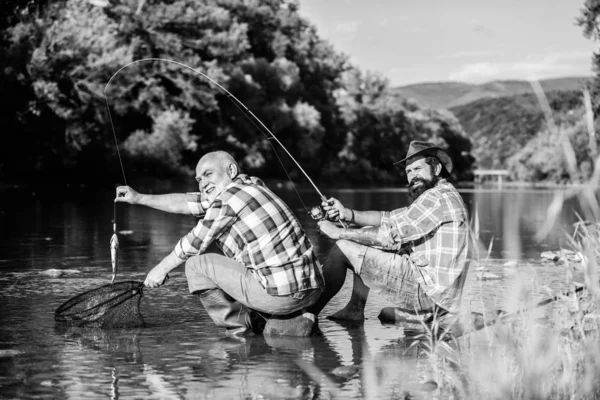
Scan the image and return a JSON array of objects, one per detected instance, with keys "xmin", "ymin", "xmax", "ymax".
[{"xmin": 0, "ymin": 185, "xmax": 587, "ymax": 399}]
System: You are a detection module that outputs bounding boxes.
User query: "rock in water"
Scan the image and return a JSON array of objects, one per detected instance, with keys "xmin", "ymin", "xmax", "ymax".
[
  {"xmin": 476, "ymin": 271, "xmax": 503, "ymax": 281},
  {"xmin": 331, "ymin": 365, "xmax": 360, "ymax": 378},
  {"xmin": 263, "ymin": 312, "xmax": 318, "ymax": 336}
]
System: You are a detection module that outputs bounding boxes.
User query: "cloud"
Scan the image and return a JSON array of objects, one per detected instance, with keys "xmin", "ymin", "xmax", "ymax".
[
  {"xmin": 441, "ymin": 50, "xmax": 504, "ymax": 59},
  {"xmin": 448, "ymin": 51, "xmax": 594, "ymax": 82},
  {"xmin": 332, "ymin": 20, "xmax": 361, "ymax": 36}
]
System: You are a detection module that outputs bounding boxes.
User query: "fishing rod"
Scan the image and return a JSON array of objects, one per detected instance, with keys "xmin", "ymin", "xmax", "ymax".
[{"xmin": 103, "ymin": 58, "xmax": 337, "ymax": 223}]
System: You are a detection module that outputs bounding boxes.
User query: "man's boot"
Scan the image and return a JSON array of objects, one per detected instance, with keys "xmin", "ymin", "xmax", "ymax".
[{"xmin": 196, "ymin": 289, "xmax": 265, "ymax": 337}]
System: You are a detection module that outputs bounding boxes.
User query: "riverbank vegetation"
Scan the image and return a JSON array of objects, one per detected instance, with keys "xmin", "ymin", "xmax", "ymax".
[{"xmin": 1, "ymin": 0, "xmax": 474, "ymax": 187}]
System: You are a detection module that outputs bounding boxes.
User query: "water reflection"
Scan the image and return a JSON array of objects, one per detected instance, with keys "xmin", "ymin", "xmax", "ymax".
[{"xmin": 0, "ymin": 186, "xmax": 591, "ymax": 399}]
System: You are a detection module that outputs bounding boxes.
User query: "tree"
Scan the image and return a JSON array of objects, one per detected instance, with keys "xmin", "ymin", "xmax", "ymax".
[
  {"xmin": 332, "ymin": 67, "xmax": 475, "ymax": 184},
  {"xmin": 578, "ymin": 0, "xmax": 600, "ymax": 113},
  {"xmin": 2, "ymin": 0, "xmax": 351, "ymax": 183},
  {"xmin": 2, "ymin": 0, "xmax": 475, "ymax": 186}
]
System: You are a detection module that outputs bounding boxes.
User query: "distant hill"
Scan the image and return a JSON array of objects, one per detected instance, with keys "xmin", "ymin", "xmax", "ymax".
[
  {"xmin": 450, "ymin": 90, "xmax": 585, "ymax": 170},
  {"xmin": 392, "ymin": 77, "xmax": 589, "ymax": 109}
]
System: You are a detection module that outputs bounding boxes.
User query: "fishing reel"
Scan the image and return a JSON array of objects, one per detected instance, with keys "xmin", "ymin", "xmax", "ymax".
[
  {"xmin": 308, "ymin": 205, "xmax": 326, "ymax": 221},
  {"xmin": 308, "ymin": 202, "xmax": 348, "ymax": 228}
]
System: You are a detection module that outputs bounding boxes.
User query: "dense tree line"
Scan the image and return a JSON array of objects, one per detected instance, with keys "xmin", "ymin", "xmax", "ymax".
[
  {"xmin": 1, "ymin": 0, "xmax": 474, "ymax": 187},
  {"xmin": 451, "ymin": 91, "xmax": 585, "ymax": 169}
]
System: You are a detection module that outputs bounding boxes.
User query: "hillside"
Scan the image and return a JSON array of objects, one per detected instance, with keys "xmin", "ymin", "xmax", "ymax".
[
  {"xmin": 392, "ymin": 77, "xmax": 588, "ymax": 109},
  {"xmin": 450, "ymin": 90, "xmax": 584, "ymax": 169}
]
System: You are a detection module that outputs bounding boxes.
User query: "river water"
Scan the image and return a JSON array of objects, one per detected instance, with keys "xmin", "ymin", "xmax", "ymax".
[{"xmin": 0, "ymin": 184, "xmax": 590, "ymax": 399}]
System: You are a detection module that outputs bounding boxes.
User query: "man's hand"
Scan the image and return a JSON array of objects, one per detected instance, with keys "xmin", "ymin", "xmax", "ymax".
[
  {"xmin": 144, "ymin": 251, "xmax": 184, "ymax": 288},
  {"xmin": 317, "ymin": 220, "xmax": 344, "ymax": 240},
  {"xmin": 115, "ymin": 186, "xmax": 140, "ymax": 204},
  {"xmin": 321, "ymin": 197, "xmax": 347, "ymax": 222},
  {"xmin": 144, "ymin": 265, "xmax": 170, "ymax": 288}
]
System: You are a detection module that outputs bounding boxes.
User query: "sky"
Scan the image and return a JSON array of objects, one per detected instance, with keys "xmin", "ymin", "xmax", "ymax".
[{"xmin": 297, "ymin": 0, "xmax": 597, "ymax": 87}]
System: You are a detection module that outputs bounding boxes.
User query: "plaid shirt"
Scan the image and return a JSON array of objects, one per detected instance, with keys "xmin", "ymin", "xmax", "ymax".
[
  {"xmin": 380, "ymin": 179, "xmax": 470, "ymax": 311},
  {"xmin": 174, "ymin": 175, "xmax": 324, "ymax": 296}
]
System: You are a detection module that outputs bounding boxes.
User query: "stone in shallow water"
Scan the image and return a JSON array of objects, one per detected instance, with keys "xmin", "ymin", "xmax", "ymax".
[
  {"xmin": 541, "ymin": 249, "xmax": 585, "ymax": 263},
  {"xmin": 476, "ymin": 271, "xmax": 503, "ymax": 281},
  {"xmin": 263, "ymin": 312, "xmax": 318, "ymax": 336},
  {"xmin": 0, "ymin": 349, "xmax": 22, "ymax": 357},
  {"xmin": 378, "ymin": 307, "xmax": 487, "ymax": 337},
  {"xmin": 331, "ymin": 365, "xmax": 360, "ymax": 378}
]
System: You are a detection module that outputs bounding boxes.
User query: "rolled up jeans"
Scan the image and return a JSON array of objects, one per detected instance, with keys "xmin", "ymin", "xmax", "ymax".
[{"xmin": 185, "ymin": 253, "xmax": 321, "ymax": 315}]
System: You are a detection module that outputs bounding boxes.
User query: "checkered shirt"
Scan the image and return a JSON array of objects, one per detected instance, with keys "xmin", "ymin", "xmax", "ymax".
[
  {"xmin": 175, "ymin": 175, "xmax": 324, "ymax": 296},
  {"xmin": 380, "ymin": 179, "xmax": 470, "ymax": 311}
]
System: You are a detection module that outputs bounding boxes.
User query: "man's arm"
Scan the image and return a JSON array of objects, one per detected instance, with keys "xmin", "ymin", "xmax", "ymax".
[
  {"xmin": 115, "ymin": 186, "xmax": 194, "ymax": 215},
  {"xmin": 318, "ymin": 221, "xmax": 400, "ymax": 250},
  {"xmin": 321, "ymin": 197, "xmax": 382, "ymax": 227},
  {"xmin": 173, "ymin": 199, "xmax": 236, "ymax": 259},
  {"xmin": 341, "ymin": 208, "xmax": 382, "ymax": 227}
]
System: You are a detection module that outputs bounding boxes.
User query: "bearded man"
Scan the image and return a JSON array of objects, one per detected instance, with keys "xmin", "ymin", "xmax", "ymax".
[{"xmin": 314, "ymin": 141, "xmax": 470, "ymax": 322}]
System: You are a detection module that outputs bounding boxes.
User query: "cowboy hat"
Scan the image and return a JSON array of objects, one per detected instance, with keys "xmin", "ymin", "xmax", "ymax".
[{"xmin": 393, "ymin": 141, "xmax": 453, "ymax": 175}]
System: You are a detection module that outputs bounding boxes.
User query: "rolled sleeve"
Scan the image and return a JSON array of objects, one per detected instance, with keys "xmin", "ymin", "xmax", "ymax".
[
  {"xmin": 174, "ymin": 200, "xmax": 237, "ymax": 260},
  {"xmin": 185, "ymin": 192, "xmax": 211, "ymax": 217}
]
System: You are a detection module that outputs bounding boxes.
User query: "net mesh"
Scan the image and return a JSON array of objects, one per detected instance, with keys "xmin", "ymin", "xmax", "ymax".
[{"xmin": 55, "ymin": 281, "xmax": 145, "ymax": 329}]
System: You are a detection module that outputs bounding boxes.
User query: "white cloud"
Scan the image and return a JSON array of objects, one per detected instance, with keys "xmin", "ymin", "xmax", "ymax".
[
  {"xmin": 333, "ymin": 20, "xmax": 361, "ymax": 36},
  {"xmin": 448, "ymin": 51, "xmax": 594, "ymax": 82},
  {"xmin": 441, "ymin": 50, "xmax": 504, "ymax": 59}
]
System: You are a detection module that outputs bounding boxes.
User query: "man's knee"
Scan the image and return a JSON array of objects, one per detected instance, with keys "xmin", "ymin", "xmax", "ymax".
[
  {"xmin": 184, "ymin": 255, "xmax": 201, "ymax": 278},
  {"xmin": 185, "ymin": 255, "xmax": 217, "ymax": 293},
  {"xmin": 185, "ymin": 254, "xmax": 216, "ymax": 277}
]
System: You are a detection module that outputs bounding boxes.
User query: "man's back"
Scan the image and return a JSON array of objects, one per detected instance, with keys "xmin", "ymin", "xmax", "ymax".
[{"xmin": 177, "ymin": 176, "xmax": 324, "ymax": 296}]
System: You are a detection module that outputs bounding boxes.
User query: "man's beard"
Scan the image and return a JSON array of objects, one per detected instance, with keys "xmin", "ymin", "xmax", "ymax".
[{"xmin": 407, "ymin": 176, "xmax": 439, "ymax": 203}]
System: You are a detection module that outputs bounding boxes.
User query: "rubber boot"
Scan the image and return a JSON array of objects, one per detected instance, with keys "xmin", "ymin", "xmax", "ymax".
[{"xmin": 196, "ymin": 289, "xmax": 265, "ymax": 337}]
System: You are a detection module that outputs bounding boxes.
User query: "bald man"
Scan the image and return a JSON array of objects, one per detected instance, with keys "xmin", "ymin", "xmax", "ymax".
[{"xmin": 116, "ymin": 151, "xmax": 324, "ymax": 337}]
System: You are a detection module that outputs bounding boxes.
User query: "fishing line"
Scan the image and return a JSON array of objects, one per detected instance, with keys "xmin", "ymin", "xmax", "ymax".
[
  {"xmin": 104, "ymin": 94, "xmax": 125, "ymax": 285},
  {"xmin": 103, "ymin": 58, "xmax": 326, "ymax": 214},
  {"xmin": 105, "ymin": 95, "xmax": 128, "ymax": 188},
  {"xmin": 214, "ymin": 86, "xmax": 310, "ymax": 212}
]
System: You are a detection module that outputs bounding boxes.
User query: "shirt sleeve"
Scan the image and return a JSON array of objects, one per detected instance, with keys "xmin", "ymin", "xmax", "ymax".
[
  {"xmin": 185, "ymin": 192, "xmax": 211, "ymax": 217},
  {"xmin": 389, "ymin": 193, "xmax": 444, "ymax": 245},
  {"xmin": 174, "ymin": 199, "xmax": 237, "ymax": 260}
]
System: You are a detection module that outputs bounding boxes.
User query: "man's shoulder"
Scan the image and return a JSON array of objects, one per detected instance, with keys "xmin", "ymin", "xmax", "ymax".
[
  {"xmin": 430, "ymin": 179, "xmax": 460, "ymax": 197},
  {"xmin": 223, "ymin": 175, "xmax": 286, "ymax": 209},
  {"xmin": 436, "ymin": 180, "xmax": 468, "ymax": 214},
  {"xmin": 236, "ymin": 174, "xmax": 265, "ymax": 187}
]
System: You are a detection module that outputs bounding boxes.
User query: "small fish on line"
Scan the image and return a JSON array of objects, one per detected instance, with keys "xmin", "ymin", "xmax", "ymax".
[{"xmin": 110, "ymin": 220, "xmax": 119, "ymax": 284}]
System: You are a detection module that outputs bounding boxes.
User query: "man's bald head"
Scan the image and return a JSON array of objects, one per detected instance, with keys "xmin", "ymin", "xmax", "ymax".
[
  {"xmin": 199, "ymin": 151, "xmax": 239, "ymax": 173},
  {"xmin": 195, "ymin": 151, "xmax": 240, "ymax": 203}
]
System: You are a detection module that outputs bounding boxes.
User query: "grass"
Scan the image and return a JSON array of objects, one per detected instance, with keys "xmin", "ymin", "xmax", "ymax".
[{"xmin": 298, "ymin": 84, "xmax": 600, "ymax": 399}]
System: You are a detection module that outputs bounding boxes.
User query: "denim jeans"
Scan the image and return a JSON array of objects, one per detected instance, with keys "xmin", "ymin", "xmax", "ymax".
[{"xmin": 185, "ymin": 253, "xmax": 321, "ymax": 316}]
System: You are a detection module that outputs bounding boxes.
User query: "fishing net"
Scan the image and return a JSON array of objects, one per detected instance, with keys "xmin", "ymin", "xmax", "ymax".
[{"xmin": 55, "ymin": 281, "xmax": 145, "ymax": 329}]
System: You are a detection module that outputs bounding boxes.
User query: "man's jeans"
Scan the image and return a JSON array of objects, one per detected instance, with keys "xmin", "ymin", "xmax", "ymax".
[{"xmin": 185, "ymin": 253, "xmax": 320, "ymax": 316}]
